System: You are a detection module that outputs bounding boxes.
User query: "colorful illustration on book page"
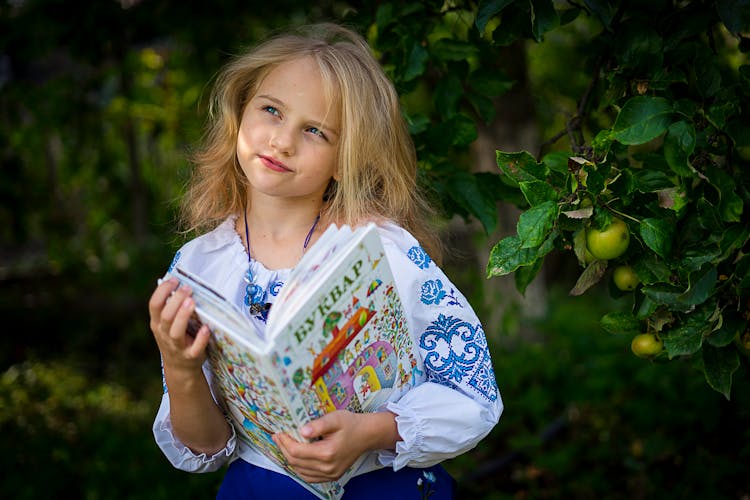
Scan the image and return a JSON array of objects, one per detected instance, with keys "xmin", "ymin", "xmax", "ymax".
[
  {"xmin": 282, "ymin": 246, "xmax": 420, "ymax": 420},
  {"xmin": 207, "ymin": 330, "xmax": 295, "ymax": 466}
]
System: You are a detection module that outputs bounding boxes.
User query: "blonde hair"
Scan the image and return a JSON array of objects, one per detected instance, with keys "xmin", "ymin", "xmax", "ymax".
[{"xmin": 181, "ymin": 23, "xmax": 443, "ymax": 261}]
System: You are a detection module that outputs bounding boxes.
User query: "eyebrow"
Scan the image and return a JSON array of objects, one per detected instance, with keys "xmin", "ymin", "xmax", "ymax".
[{"xmin": 255, "ymin": 93, "xmax": 340, "ymax": 139}]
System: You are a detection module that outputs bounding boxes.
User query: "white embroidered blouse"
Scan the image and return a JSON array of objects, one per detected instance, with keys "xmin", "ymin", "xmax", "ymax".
[{"xmin": 153, "ymin": 216, "xmax": 503, "ymax": 476}]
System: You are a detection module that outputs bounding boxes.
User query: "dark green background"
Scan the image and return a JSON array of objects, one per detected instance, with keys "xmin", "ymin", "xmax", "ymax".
[{"xmin": 1, "ymin": 1, "xmax": 748, "ymax": 498}]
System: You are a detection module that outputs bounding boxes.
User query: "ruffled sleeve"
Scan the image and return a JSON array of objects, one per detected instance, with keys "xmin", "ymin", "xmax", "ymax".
[
  {"xmin": 152, "ymin": 226, "xmax": 244, "ymax": 473},
  {"xmin": 152, "ymin": 357, "xmax": 237, "ymax": 472},
  {"xmin": 374, "ymin": 223, "xmax": 503, "ymax": 470}
]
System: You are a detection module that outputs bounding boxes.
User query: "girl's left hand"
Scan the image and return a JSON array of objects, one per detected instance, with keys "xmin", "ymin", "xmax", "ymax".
[{"xmin": 273, "ymin": 410, "xmax": 399, "ymax": 483}]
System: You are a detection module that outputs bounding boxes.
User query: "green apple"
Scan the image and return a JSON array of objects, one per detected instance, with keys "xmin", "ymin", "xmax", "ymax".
[
  {"xmin": 613, "ymin": 265, "xmax": 639, "ymax": 291},
  {"xmin": 586, "ymin": 218, "xmax": 630, "ymax": 260},
  {"xmin": 631, "ymin": 333, "xmax": 663, "ymax": 358}
]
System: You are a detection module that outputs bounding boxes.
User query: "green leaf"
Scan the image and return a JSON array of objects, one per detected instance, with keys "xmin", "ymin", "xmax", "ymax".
[
  {"xmin": 639, "ymin": 217, "xmax": 674, "ymax": 259},
  {"xmin": 468, "ymin": 68, "xmax": 514, "ymax": 97},
  {"xmin": 632, "ymin": 169, "xmax": 674, "ymax": 193},
  {"xmin": 530, "ymin": 0, "xmax": 560, "ymax": 42},
  {"xmin": 706, "ymin": 100, "xmax": 738, "ymax": 130},
  {"xmin": 447, "ymin": 171, "xmax": 498, "ymax": 234},
  {"xmin": 611, "ymin": 96, "xmax": 673, "ymax": 145},
  {"xmin": 600, "ymin": 312, "xmax": 641, "ymax": 335},
  {"xmin": 519, "ymin": 180, "xmax": 557, "ymax": 206},
  {"xmin": 542, "ymin": 150, "xmax": 573, "ymax": 174},
  {"xmin": 517, "ymin": 201, "xmax": 558, "ymax": 248},
  {"xmin": 702, "ymin": 168, "xmax": 743, "ymax": 223},
  {"xmin": 404, "ymin": 112, "xmax": 430, "ymax": 135},
  {"xmin": 572, "ymin": 228, "xmax": 589, "ymax": 266},
  {"xmin": 431, "ymin": 39, "xmax": 478, "ymax": 62},
  {"xmin": 515, "ymin": 258, "xmax": 543, "ymax": 295},
  {"xmin": 701, "ymin": 344, "xmax": 740, "ymax": 400},
  {"xmin": 466, "ymin": 92, "xmax": 495, "ymax": 124},
  {"xmin": 632, "ymin": 255, "xmax": 672, "ymax": 285},
  {"xmin": 641, "ymin": 284, "xmax": 687, "ymax": 310},
  {"xmin": 487, "ymin": 235, "xmax": 539, "ymax": 277},
  {"xmin": 679, "ymin": 266, "xmax": 717, "ymax": 307},
  {"xmin": 570, "ymin": 259, "xmax": 607, "ymax": 296},
  {"xmin": 694, "ymin": 47, "xmax": 722, "ymax": 98},
  {"xmin": 680, "ymin": 246, "xmax": 721, "ymax": 272},
  {"xmin": 592, "ymin": 129, "xmax": 613, "ymax": 157},
  {"xmin": 496, "ymin": 150, "xmax": 549, "ymax": 186},
  {"xmin": 445, "ymin": 113, "xmax": 478, "ymax": 146},
  {"xmin": 636, "ymin": 294, "xmax": 658, "ymax": 319},
  {"xmin": 662, "ymin": 304, "xmax": 716, "ymax": 357},
  {"xmin": 475, "ymin": 171, "xmax": 528, "ymax": 207},
  {"xmin": 707, "ymin": 315, "xmax": 744, "ymax": 348},
  {"xmin": 718, "ymin": 225, "xmax": 750, "ymax": 262},
  {"xmin": 663, "ymin": 320, "xmax": 707, "ymax": 357},
  {"xmin": 375, "ymin": 3, "xmax": 395, "ymax": 31},
  {"xmin": 434, "ymin": 74, "xmax": 463, "ymax": 118},
  {"xmin": 663, "ymin": 121, "xmax": 696, "ymax": 177},
  {"xmin": 403, "ymin": 42, "xmax": 429, "ymax": 81},
  {"xmin": 476, "ymin": 0, "xmax": 515, "ymax": 33}
]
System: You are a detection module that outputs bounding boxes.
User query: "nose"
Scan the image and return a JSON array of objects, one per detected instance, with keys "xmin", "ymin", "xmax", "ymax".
[{"xmin": 269, "ymin": 125, "xmax": 294, "ymax": 156}]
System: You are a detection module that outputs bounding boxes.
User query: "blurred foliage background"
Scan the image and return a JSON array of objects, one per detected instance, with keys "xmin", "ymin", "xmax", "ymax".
[{"xmin": 1, "ymin": 0, "xmax": 749, "ymax": 498}]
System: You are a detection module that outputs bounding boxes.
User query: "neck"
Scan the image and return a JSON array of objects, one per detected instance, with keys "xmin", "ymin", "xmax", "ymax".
[
  {"xmin": 247, "ymin": 190, "xmax": 324, "ymax": 233},
  {"xmin": 238, "ymin": 195, "xmax": 326, "ymax": 269}
]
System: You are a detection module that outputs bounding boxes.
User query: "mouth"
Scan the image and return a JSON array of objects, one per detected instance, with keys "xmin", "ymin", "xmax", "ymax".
[{"xmin": 258, "ymin": 155, "xmax": 291, "ymax": 173}]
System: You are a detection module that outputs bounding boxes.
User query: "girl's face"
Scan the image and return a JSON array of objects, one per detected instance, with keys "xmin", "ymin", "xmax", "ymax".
[{"xmin": 236, "ymin": 56, "xmax": 340, "ymax": 205}]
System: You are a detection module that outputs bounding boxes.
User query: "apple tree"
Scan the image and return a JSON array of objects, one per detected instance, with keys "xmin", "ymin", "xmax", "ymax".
[{"xmin": 481, "ymin": 0, "xmax": 750, "ymax": 398}]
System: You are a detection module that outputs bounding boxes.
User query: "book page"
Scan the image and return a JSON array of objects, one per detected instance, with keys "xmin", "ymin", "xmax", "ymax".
[
  {"xmin": 267, "ymin": 224, "xmax": 353, "ymax": 330},
  {"xmin": 265, "ymin": 224, "xmax": 422, "ymax": 488},
  {"xmin": 167, "ymin": 267, "xmax": 266, "ymax": 351}
]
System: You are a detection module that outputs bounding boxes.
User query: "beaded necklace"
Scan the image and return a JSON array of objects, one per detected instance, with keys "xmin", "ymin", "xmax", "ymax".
[{"xmin": 242, "ymin": 211, "xmax": 320, "ymax": 315}]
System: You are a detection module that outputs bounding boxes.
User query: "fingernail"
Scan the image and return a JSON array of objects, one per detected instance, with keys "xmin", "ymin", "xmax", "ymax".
[
  {"xmin": 182, "ymin": 297, "xmax": 193, "ymax": 308},
  {"xmin": 300, "ymin": 424, "xmax": 312, "ymax": 437}
]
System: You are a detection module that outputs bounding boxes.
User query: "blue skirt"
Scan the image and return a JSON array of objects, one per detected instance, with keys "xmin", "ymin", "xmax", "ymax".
[{"xmin": 216, "ymin": 459, "xmax": 455, "ymax": 499}]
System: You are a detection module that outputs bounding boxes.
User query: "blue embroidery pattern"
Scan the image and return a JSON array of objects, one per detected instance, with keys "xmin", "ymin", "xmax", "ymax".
[
  {"xmin": 419, "ymin": 314, "xmax": 498, "ymax": 401},
  {"xmin": 467, "ymin": 330, "xmax": 498, "ymax": 401},
  {"xmin": 269, "ymin": 281, "xmax": 284, "ymax": 296},
  {"xmin": 407, "ymin": 245, "xmax": 431, "ymax": 269},
  {"xmin": 420, "ymin": 279, "xmax": 463, "ymax": 307},
  {"xmin": 167, "ymin": 251, "xmax": 181, "ymax": 272},
  {"xmin": 160, "ymin": 357, "xmax": 168, "ymax": 393},
  {"xmin": 420, "ymin": 280, "xmax": 446, "ymax": 305}
]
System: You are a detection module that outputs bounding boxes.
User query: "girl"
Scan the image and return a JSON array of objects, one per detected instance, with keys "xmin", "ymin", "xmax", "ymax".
[{"xmin": 149, "ymin": 23, "xmax": 503, "ymax": 499}]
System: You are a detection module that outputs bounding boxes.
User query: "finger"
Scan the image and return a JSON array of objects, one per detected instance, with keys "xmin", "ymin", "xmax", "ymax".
[
  {"xmin": 274, "ymin": 432, "xmax": 299, "ymax": 459},
  {"xmin": 187, "ymin": 324, "xmax": 211, "ymax": 358},
  {"xmin": 148, "ymin": 278, "xmax": 179, "ymax": 318},
  {"xmin": 286, "ymin": 457, "xmax": 343, "ymax": 483},
  {"xmin": 300, "ymin": 411, "xmax": 342, "ymax": 440},
  {"xmin": 158, "ymin": 285, "xmax": 193, "ymax": 333},
  {"xmin": 277, "ymin": 432, "xmax": 340, "ymax": 471},
  {"xmin": 169, "ymin": 295, "xmax": 196, "ymax": 341},
  {"xmin": 275, "ymin": 433, "xmax": 321, "ymax": 467}
]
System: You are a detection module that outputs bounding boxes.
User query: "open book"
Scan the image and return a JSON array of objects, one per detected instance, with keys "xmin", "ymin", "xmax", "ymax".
[{"xmin": 165, "ymin": 223, "xmax": 422, "ymax": 500}]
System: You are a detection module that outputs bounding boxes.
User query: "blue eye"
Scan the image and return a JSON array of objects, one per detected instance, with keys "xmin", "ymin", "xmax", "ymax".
[
  {"xmin": 263, "ymin": 106, "xmax": 280, "ymax": 116},
  {"xmin": 307, "ymin": 127, "xmax": 327, "ymax": 140}
]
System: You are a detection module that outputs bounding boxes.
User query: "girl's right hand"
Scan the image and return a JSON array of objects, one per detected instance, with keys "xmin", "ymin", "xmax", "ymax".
[{"xmin": 148, "ymin": 278, "xmax": 211, "ymax": 376}]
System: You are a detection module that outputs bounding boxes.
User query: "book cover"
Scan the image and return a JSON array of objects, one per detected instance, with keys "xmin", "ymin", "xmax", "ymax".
[{"xmin": 167, "ymin": 223, "xmax": 422, "ymax": 499}]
